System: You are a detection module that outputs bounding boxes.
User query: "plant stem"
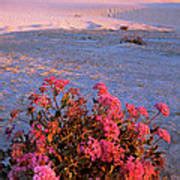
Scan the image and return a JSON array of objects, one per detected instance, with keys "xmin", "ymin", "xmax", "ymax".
[{"xmin": 149, "ymin": 112, "xmax": 160, "ymax": 124}]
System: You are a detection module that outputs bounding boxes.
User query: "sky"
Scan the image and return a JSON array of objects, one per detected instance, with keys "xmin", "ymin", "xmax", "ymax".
[{"xmin": 0, "ymin": 0, "xmax": 180, "ymax": 3}]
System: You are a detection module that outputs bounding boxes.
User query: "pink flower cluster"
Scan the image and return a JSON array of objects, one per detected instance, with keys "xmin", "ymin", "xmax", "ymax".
[
  {"xmin": 157, "ymin": 128, "xmax": 171, "ymax": 144},
  {"xmin": 123, "ymin": 156, "xmax": 156, "ymax": 180},
  {"xmin": 93, "ymin": 82, "xmax": 109, "ymax": 95},
  {"xmin": 155, "ymin": 102, "xmax": 170, "ymax": 117},
  {"xmin": 43, "ymin": 76, "xmax": 69, "ymax": 93},
  {"xmin": 103, "ymin": 119, "xmax": 120, "ymax": 140},
  {"xmin": 126, "ymin": 104, "xmax": 149, "ymax": 118},
  {"xmin": 83, "ymin": 138, "xmax": 124, "ymax": 167},
  {"xmin": 94, "ymin": 83, "xmax": 122, "ymax": 140},
  {"xmin": 143, "ymin": 160, "xmax": 156, "ymax": 180},
  {"xmin": 126, "ymin": 103, "xmax": 139, "ymax": 118},
  {"xmin": 8, "ymin": 153, "xmax": 50, "ymax": 180},
  {"xmin": 138, "ymin": 106, "xmax": 149, "ymax": 118},
  {"xmin": 30, "ymin": 123, "xmax": 48, "ymax": 153},
  {"xmin": 124, "ymin": 156, "xmax": 144, "ymax": 179},
  {"xmin": 33, "ymin": 165, "xmax": 59, "ymax": 180},
  {"xmin": 100, "ymin": 140, "xmax": 124, "ymax": 166},
  {"xmin": 84, "ymin": 137, "xmax": 102, "ymax": 161},
  {"xmin": 137, "ymin": 122, "xmax": 150, "ymax": 141},
  {"xmin": 96, "ymin": 116, "xmax": 120, "ymax": 140},
  {"xmin": 30, "ymin": 93, "xmax": 51, "ymax": 108},
  {"xmin": 94, "ymin": 83, "xmax": 122, "ymax": 118}
]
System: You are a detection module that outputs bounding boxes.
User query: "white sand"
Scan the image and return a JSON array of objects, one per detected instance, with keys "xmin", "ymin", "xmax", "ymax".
[{"xmin": 0, "ymin": 0, "xmax": 179, "ymax": 34}]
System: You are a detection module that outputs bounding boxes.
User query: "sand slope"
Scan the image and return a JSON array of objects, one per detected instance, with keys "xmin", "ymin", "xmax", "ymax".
[{"xmin": 0, "ymin": 0, "xmax": 179, "ymax": 34}]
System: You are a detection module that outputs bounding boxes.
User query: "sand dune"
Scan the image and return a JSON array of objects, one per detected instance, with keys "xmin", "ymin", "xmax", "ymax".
[{"xmin": 0, "ymin": 0, "xmax": 179, "ymax": 34}]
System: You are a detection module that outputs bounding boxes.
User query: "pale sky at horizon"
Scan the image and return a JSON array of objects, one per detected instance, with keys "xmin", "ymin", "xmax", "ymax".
[{"xmin": 0, "ymin": 0, "xmax": 180, "ymax": 3}]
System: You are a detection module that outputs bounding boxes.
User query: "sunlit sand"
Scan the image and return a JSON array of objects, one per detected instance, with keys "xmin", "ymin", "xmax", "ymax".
[{"xmin": 0, "ymin": 0, "xmax": 179, "ymax": 34}]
